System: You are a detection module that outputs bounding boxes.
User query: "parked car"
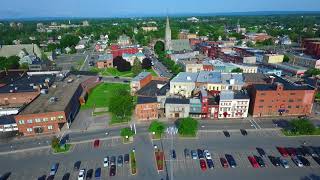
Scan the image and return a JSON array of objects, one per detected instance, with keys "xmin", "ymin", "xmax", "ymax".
[
  {"xmin": 103, "ymin": 157, "xmax": 109, "ymax": 167},
  {"xmin": 184, "ymin": 148, "xmax": 190, "ymax": 158},
  {"xmin": 277, "ymin": 147, "xmax": 289, "ymax": 157},
  {"xmin": 296, "ymin": 147, "xmax": 305, "ymax": 156},
  {"xmin": 191, "ymin": 150, "xmax": 198, "ymax": 159},
  {"xmin": 286, "ymin": 147, "xmax": 296, "ymax": 156},
  {"xmin": 62, "ymin": 173, "xmax": 70, "ymax": 180},
  {"xmin": 109, "ymin": 165, "xmax": 116, "ymax": 176},
  {"xmin": 114, "ymin": 76, "xmax": 119, "ymax": 79},
  {"xmin": 312, "ymin": 146, "xmax": 320, "ymax": 156},
  {"xmin": 49, "ymin": 163, "xmax": 59, "ymax": 176},
  {"xmin": 74, "ymin": 161, "xmax": 81, "ymax": 171},
  {"xmin": 248, "ymin": 156, "xmax": 259, "ymax": 168},
  {"xmin": 78, "ymin": 169, "xmax": 86, "ymax": 180},
  {"xmin": 197, "ymin": 149, "xmax": 204, "ymax": 159},
  {"xmin": 254, "ymin": 155, "xmax": 265, "ymax": 167},
  {"xmin": 292, "ymin": 156, "xmax": 304, "ymax": 167},
  {"xmin": 94, "ymin": 168, "xmax": 101, "ymax": 180},
  {"xmin": 206, "ymin": 159, "xmax": 214, "ymax": 169},
  {"xmin": 225, "ymin": 154, "xmax": 237, "ymax": 168},
  {"xmin": 301, "ymin": 146, "xmax": 316, "ymax": 156},
  {"xmin": 117, "ymin": 155, "xmax": 123, "ymax": 166},
  {"xmin": 123, "ymin": 80, "xmax": 130, "ymax": 83},
  {"xmin": 93, "ymin": 139, "xmax": 100, "ymax": 148},
  {"xmin": 223, "ymin": 130, "xmax": 230, "ymax": 137},
  {"xmin": 86, "ymin": 169, "xmax": 93, "ymax": 180},
  {"xmin": 268, "ymin": 156, "xmax": 280, "ymax": 167},
  {"xmin": 110, "ymin": 156, "xmax": 116, "ymax": 165},
  {"xmin": 312, "ymin": 156, "xmax": 320, "ymax": 166},
  {"xmin": 204, "ymin": 150, "xmax": 212, "ymax": 160},
  {"xmin": 256, "ymin": 148, "xmax": 266, "ymax": 157},
  {"xmin": 297, "ymin": 155, "xmax": 310, "ymax": 166},
  {"xmin": 124, "ymin": 154, "xmax": 130, "ymax": 164},
  {"xmin": 199, "ymin": 159, "xmax": 207, "ymax": 171},
  {"xmin": 220, "ymin": 157, "xmax": 229, "ymax": 168},
  {"xmin": 240, "ymin": 129, "xmax": 248, "ymax": 136},
  {"xmin": 280, "ymin": 159, "xmax": 289, "ymax": 168}
]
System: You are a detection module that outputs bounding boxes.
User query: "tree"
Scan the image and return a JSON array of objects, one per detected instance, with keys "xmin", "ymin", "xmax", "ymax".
[
  {"xmin": 109, "ymin": 88, "xmax": 134, "ymax": 120},
  {"xmin": 305, "ymin": 68, "xmax": 320, "ymax": 77},
  {"xmin": 231, "ymin": 68, "xmax": 243, "ymax": 73},
  {"xmin": 290, "ymin": 119, "xmax": 316, "ymax": 135},
  {"xmin": 148, "ymin": 121, "xmax": 165, "ymax": 136},
  {"xmin": 60, "ymin": 34, "xmax": 80, "ymax": 48},
  {"xmin": 20, "ymin": 63, "xmax": 29, "ymax": 69},
  {"xmin": 246, "ymin": 41, "xmax": 254, "ymax": 47},
  {"xmin": 154, "ymin": 41, "xmax": 165, "ymax": 55},
  {"xmin": 0, "ymin": 56, "xmax": 20, "ymax": 70},
  {"xmin": 120, "ymin": 128, "xmax": 135, "ymax": 138},
  {"xmin": 132, "ymin": 57, "xmax": 142, "ymax": 76},
  {"xmin": 141, "ymin": 58, "xmax": 152, "ymax": 69},
  {"xmin": 113, "ymin": 56, "xmax": 131, "ymax": 72},
  {"xmin": 51, "ymin": 136, "xmax": 59, "ymax": 149},
  {"xmin": 177, "ymin": 117, "xmax": 198, "ymax": 136},
  {"xmin": 236, "ymin": 40, "xmax": 243, "ymax": 46}
]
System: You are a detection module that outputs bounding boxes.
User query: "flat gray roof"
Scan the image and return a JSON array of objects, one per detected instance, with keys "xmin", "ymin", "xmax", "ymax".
[{"xmin": 171, "ymin": 72, "xmax": 198, "ymax": 83}]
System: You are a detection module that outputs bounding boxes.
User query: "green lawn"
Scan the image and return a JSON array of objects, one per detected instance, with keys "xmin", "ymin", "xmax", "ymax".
[
  {"xmin": 90, "ymin": 67, "xmax": 158, "ymax": 78},
  {"xmin": 81, "ymin": 83, "xmax": 130, "ymax": 109},
  {"xmin": 282, "ymin": 128, "xmax": 320, "ymax": 136}
]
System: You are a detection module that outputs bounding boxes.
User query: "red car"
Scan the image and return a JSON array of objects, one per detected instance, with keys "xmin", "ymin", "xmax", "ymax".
[
  {"xmin": 199, "ymin": 159, "xmax": 207, "ymax": 171},
  {"xmin": 277, "ymin": 147, "xmax": 289, "ymax": 157},
  {"xmin": 286, "ymin": 147, "xmax": 296, "ymax": 156},
  {"xmin": 93, "ymin": 139, "xmax": 100, "ymax": 148},
  {"xmin": 220, "ymin": 157, "xmax": 229, "ymax": 168},
  {"xmin": 248, "ymin": 156, "xmax": 259, "ymax": 168}
]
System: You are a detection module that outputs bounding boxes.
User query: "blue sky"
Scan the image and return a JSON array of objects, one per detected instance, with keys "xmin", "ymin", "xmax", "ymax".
[{"xmin": 1, "ymin": 0, "xmax": 320, "ymax": 19}]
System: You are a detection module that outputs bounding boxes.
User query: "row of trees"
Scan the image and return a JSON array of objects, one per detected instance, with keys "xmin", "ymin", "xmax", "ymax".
[
  {"xmin": 113, "ymin": 56, "xmax": 153, "ymax": 76},
  {"xmin": 0, "ymin": 56, "xmax": 25, "ymax": 70}
]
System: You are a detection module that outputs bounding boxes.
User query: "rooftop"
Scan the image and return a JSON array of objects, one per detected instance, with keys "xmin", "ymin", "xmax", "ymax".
[
  {"xmin": 0, "ymin": 70, "xmax": 26, "ymax": 86},
  {"xmin": 0, "ymin": 115, "xmax": 16, "ymax": 125},
  {"xmin": 19, "ymin": 75, "xmax": 85, "ymax": 115},
  {"xmin": 0, "ymin": 44, "xmax": 42, "ymax": 58},
  {"xmin": 171, "ymin": 72, "xmax": 198, "ymax": 83},
  {"xmin": 221, "ymin": 73, "xmax": 244, "ymax": 85},
  {"xmin": 136, "ymin": 80, "xmax": 169, "ymax": 97},
  {"xmin": 137, "ymin": 97, "xmax": 158, "ymax": 104},
  {"xmin": 243, "ymin": 73, "xmax": 270, "ymax": 84},
  {"xmin": 220, "ymin": 90, "xmax": 249, "ymax": 100},
  {"xmin": 171, "ymin": 39, "xmax": 192, "ymax": 52},
  {"xmin": 197, "ymin": 71, "xmax": 221, "ymax": 83},
  {"xmin": 132, "ymin": 72, "xmax": 151, "ymax": 82},
  {"xmin": 253, "ymin": 76, "xmax": 315, "ymax": 91},
  {"xmin": 165, "ymin": 98, "xmax": 189, "ymax": 104},
  {"xmin": 98, "ymin": 54, "xmax": 113, "ymax": 61}
]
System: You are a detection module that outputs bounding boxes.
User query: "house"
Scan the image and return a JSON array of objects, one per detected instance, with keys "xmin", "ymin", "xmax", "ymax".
[
  {"xmin": 96, "ymin": 54, "xmax": 113, "ymax": 69},
  {"xmin": 165, "ymin": 98, "xmax": 190, "ymax": 118},
  {"xmin": 0, "ymin": 44, "xmax": 42, "ymax": 58},
  {"xmin": 130, "ymin": 72, "xmax": 153, "ymax": 95},
  {"xmin": 189, "ymin": 98, "xmax": 202, "ymax": 118},
  {"xmin": 135, "ymin": 97, "xmax": 159, "ymax": 121},
  {"xmin": 142, "ymin": 27, "xmax": 158, "ymax": 32},
  {"xmin": 117, "ymin": 34, "xmax": 131, "ymax": 46},
  {"xmin": 249, "ymin": 76, "xmax": 316, "ymax": 117},
  {"xmin": 170, "ymin": 72, "xmax": 198, "ymax": 98},
  {"xmin": 263, "ymin": 54, "xmax": 284, "ymax": 64},
  {"xmin": 122, "ymin": 52, "xmax": 145, "ymax": 66},
  {"xmin": 218, "ymin": 90, "xmax": 250, "ymax": 119}
]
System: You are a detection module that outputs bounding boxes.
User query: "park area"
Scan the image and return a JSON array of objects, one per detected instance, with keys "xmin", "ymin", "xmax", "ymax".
[{"xmin": 90, "ymin": 67, "xmax": 158, "ymax": 77}]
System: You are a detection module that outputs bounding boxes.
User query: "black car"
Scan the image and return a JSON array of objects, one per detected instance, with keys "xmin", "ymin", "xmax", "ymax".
[
  {"xmin": 197, "ymin": 149, "xmax": 204, "ymax": 159},
  {"xmin": 254, "ymin": 155, "xmax": 265, "ymax": 167},
  {"xmin": 46, "ymin": 175, "xmax": 54, "ymax": 180},
  {"xmin": 223, "ymin": 131, "xmax": 230, "ymax": 137},
  {"xmin": 62, "ymin": 173, "xmax": 70, "ymax": 180},
  {"xmin": 0, "ymin": 172, "xmax": 11, "ymax": 180},
  {"xmin": 296, "ymin": 147, "xmax": 305, "ymax": 156},
  {"xmin": 301, "ymin": 146, "xmax": 315, "ymax": 156},
  {"xmin": 109, "ymin": 165, "xmax": 116, "ymax": 176},
  {"xmin": 86, "ymin": 169, "xmax": 93, "ymax": 180},
  {"xmin": 171, "ymin": 150, "xmax": 177, "ymax": 159},
  {"xmin": 123, "ymin": 80, "xmax": 130, "ymax": 83},
  {"xmin": 225, "ymin": 154, "xmax": 237, "ymax": 168},
  {"xmin": 311, "ymin": 146, "xmax": 320, "ymax": 156},
  {"xmin": 37, "ymin": 175, "xmax": 46, "ymax": 180},
  {"xmin": 74, "ymin": 161, "xmax": 81, "ymax": 171},
  {"xmin": 117, "ymin": 155, "xmax": 123, "ymax": 166},
  {"xmin": 110, "ymin": 156, "xmax": 116, "ymax": 165},
  {"xmin": 256, "ymin": 148, "xmax": 266, "ymax": 157},
  {"xmin": 297, "ymin": 155, "xmax": 310, "ymax": 166},
  {"xmin": 206, "ymin": 159, "xmax": 214, "ymax": 169},
  {"xmin": 124, "ymin": 154, "xmax": 130, "ymax": 164},
  {"xmin": 312, "ymin": 156, "xmax": 320, "ymax": 166},
  {"xmin": 268, "ymin": 156, "xmax": 280, "ymax": 167},
  {"xmin": 240, "ymin": 129, "xmax": 248, "ymax": 136}
]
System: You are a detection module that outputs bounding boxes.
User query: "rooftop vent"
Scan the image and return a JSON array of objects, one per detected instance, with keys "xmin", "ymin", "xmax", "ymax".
[
  {"xmin": 49, "ymin": 97, "xmax": 58, "ymax": 103},
  {"xmin": 186, "ymin": 76, "xmax": 191, "ymax": 81}
]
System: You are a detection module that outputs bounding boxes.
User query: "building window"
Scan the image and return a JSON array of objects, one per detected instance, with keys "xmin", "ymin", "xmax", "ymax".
[
  {"xmin": 290, "ymin": 93, "xmax": 296, "ymax": 95},
  {"xmin": 27, "ymin": 128, "xmax": 33, "ymax": 132},
  {"xmin": 43, "ymin": 118, "xmax": 48, "ymax": 122},
  {"xmin": 48, "ymin": 125, "xmax": 53, "ymax": 130},
  {"xmin": 288, "ymin": 106, "xmax": 292, "ymax": 109},
  {"xmin": 58, "ymin": 116, "xmax": 64, "ymax": 120},
  {"xmin": 27, "ymin": 119, "xmax": 33, "ymax": 124},
  {"xmin": 259, "ymin": 100, "xmax": 264, "ymax": 102},
  {"xmin": 51, "ymin": 117, "xmax": 56, "ymax": 121},
  {"xmin": 268, "ymin": 106, "xmax": 272, "ymax": 108},
  {"xmin": 35, "ymin": 118, "xmax": 41, "ymax": 123},
  {"xmin": 296, "ymin": 105, "xmax": 300, "ymax": 108},
  {"xmin": 18, "ymin": 120, "xmax": 25, "ymax": 124},
  {"xmin": 261, "ymin": 93, "xmax": 265, "ymax": 96},
  {"xmin": 288, "ymin": 99, "xmax": 294, "ymax": 102},
  {"xmin": 259, "ymin": 106, "xmax": 263, "ymax": 108},
  {"xmin": 297, "ymin": 99, "xmax": 302, "ymax": 102}
]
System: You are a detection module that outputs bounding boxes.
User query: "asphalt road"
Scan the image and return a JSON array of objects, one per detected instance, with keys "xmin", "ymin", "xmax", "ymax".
[
  {"xmin": 0, "ymin": 130, "xmax": 320, "ymax": 180},
  {"xmin": 143, "ymin": 48, "xmax": 173, "ymax": 78}
]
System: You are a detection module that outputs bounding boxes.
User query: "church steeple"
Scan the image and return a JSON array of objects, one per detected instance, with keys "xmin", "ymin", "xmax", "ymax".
[{"xmin": 165, "ymin": 16, "xmax": 172, "ymax": 51}]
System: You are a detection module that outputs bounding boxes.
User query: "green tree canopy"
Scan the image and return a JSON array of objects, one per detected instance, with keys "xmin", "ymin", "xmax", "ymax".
[
  {"xmin": 132, "ymin": 57, "xmax": 142, "ymax": 76},
  {"xmin": 231, "ymin": 68, "xmax": 243, "ymax": 73},
  {"xmin": 108, "ymin": 87, "xmax": 134, "ymax": 120},
  {"xmin": 154, "ymin": 41, "xmax": 165, "ymax": 55},
  {"xmin": 60, "ymin": 34, "xmax": 80, "ymax": 48},
  {"xmin": 305, "ymin": 68, "xmax": 320, "ymax": 77},
  {"xmin": 141, "ymin": 58, "xmax": 152, "ymax": 70},
  {"xmin": 120, "ymin": 128, "xmax": 135, "ymax": 138},
  {"xmin": 177, "ymin": 117, "xmax": 199, "ymax": 136},
  {"xmin": 283, "ymin": 55, "xmax": 290, "ymax": 62},
  {"xmin": 148, "ymin": 121, "xmax": 165, "ymax": 136},
  {"xmin": 0, "ymin": 56, "xmax": 20, "ymax": 70},
  {"xmin": 289, "ymin": 119, "xmax": 316, "ymax": 135},
  {"xmin": 51, "ymin": 136, "xmax": 59, "ymax": 149}
]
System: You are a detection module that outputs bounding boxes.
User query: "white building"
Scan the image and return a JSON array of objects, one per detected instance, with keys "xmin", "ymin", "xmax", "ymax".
[
  {"xmin": 170, "ymin": 72, "xmax": 198, "ymax": 98},
  {"xmin": 218, "ymin": 90, "xmax": 250, "ymax": 119}
]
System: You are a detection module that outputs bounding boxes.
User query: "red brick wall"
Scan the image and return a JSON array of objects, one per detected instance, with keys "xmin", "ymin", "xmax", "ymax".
[
  {"xmin": 139, "ymin": 74, "xmax": 152, "ymax": 89},
  {"xmin": 250, "ymin": 87, "xmax": 315, "ymax": 117},
  {"xmin": 14, "ymin": 111, "xmax": 66, "ymax": 136},
  {"xmin": 135, "ymin": 103, "xmax": 159, "ymax": 121},
  {"xmin": 0, "ymin": 91, "xmax": 39, "ymax": 106}
]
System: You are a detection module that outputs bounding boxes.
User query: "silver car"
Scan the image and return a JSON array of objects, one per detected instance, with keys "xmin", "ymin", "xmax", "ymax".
[
  {"xmin": 280, "ymin": 159, "xmax": 289, "ymax": 168},
  {"xmin": 292, "ymin": 156, "xmax": 303, "ymax": 167},
  {"xmin": 191, "ymin": 150, "xmax": 197, "ymax": 159}
]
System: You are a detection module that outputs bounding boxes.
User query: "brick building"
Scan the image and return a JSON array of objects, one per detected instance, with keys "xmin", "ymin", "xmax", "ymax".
[
  {"xmin": 110, "ymin": 45, "xmax": 140, "ymax": 58},
  {"xmin": 249, "ymin": 76, "xmax": 316, "ymax": 117},
  {"xmin": 96, "ymin": 54, "xmax": 113, "ymax": 69},
  {"xmin": 14, "ymin": 75, "xmax": 85, "ymax": 136},
  {"xmin": 135, "ymin": 97, "xmax": 159, "ymax": 121},
  {"xmin": 302, "ymin": 38, "xmax": 320, "ymax": 59},
  {"xmin": 130, "ymin": 72, "xmax": 153, "ymax": 95}
]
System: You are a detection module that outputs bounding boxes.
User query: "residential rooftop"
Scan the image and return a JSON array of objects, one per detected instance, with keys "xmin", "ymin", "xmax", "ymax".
[
  {"xmin": 171, "ymin": 72, "xmax": 198, "ymax": 83},
  {"xmin": 19, "ymin": 75, "xmax": 85, "ymax": 115},
  {"xmin": 220, "ymin": 90, "xmax": 249, "ymax": 100},
  {"xmin": 165, "ymin": 98, "xmax": 189, "ymax": 104},
  {"xmin": 98, "ymin": 54, "xmax": 113, "ymax": 61},
  {"xmin": 137, "ymin": 97, "xmax": 158, "ymax": 104},
  {"xmin": 132, "ymin": 72, "xmax": 151, "ymax": 82},
  {"xmin": 253, "ymin": 76, "xmax": 315, "ymax": 91},
  {"xmin": 136, "ymin": 80, "xmax": 168, "ymax": 97}
]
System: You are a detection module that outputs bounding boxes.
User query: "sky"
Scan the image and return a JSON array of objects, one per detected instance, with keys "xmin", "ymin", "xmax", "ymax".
[{"xmin": 1, "ymin": 0, "xmax": 320, "ymax": 19}]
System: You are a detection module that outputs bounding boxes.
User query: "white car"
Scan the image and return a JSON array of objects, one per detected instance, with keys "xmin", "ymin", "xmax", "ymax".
[
  {"xmin": 78, "ymin": 169, "xmax": 86, "ymax": 180},
  {"xmin": 292, "ymin": 157, "xmax": 303, "ymax": 167},
  {"xmin": 104, "ymin": 157, "xmax": 109, "ymax": 167},
  {"xmin": 204, "ymin": 150, "xmax": 212, "ymax": 160}
]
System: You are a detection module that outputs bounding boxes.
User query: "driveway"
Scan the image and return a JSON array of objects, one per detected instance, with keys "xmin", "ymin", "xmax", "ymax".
[{"xmin": 71, "ymin": 109, "xmax": 110, "ymax": 131}]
